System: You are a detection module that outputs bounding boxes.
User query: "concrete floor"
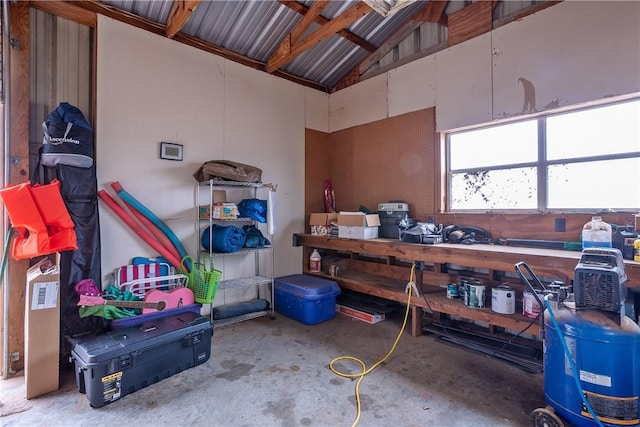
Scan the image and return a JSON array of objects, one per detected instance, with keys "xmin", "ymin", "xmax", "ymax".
[{"xmin": 1, "ymin": 310, "xmax": 545, "ymax": 427}]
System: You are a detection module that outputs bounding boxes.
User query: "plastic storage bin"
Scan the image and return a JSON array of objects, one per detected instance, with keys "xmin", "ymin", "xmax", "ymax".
[
  {"xmin": 71, "ymin": 311, "xmax": 212, "ymax": 408},
  {"xmin": 274, "ymin": 274, "xmax": 341, "ymax": 325}
]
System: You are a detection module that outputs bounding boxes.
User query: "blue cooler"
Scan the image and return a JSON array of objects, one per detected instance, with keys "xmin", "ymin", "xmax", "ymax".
[{"xmin": 274, "ymin": 274, "xmax": 341, "ymax": 325}]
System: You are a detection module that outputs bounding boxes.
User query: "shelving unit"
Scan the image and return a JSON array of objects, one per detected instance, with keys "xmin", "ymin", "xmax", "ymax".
[{"xmin": 196, "ymin": 179, "xmax": 275, "ymax": 327}]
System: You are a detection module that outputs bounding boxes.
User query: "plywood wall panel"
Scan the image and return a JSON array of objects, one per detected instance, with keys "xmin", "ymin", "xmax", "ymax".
[
  {"xmin": 328, "ymin": 127, "xmax": 356, "ymax": 211},
  {"xmin": 447, "ymin": 1, "xmax": 493, "ymax": 47},
  {"xmin": 305, "ymin": 129, "xmax": 332, "ymax": 215},
  {"xmin": 323, "ymin": 108, "xmax": 437, "ymax": 221}
]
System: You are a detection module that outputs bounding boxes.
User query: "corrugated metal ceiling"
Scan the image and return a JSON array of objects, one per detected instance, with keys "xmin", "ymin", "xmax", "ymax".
[{"xmin": 97, "ymin": 0, "xmax": 543, "ymax": 92}]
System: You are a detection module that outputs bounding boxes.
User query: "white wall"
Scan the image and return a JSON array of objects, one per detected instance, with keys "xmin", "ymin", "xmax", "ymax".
[
  {"xmin": 330, "ymin": 1, "xmax": 640, "ymax": 132},
  {"xmin": 96, "ymin": 16, "xmax": 328, "ymax": 285}
]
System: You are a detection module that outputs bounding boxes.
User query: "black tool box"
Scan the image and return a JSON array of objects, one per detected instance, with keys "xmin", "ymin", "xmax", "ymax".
[{"xmin": 71, "ymin": 311, "xmax": 212, "ymax": 408}]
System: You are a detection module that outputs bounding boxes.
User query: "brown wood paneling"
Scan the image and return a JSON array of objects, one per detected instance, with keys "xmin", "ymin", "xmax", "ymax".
[
  {"xmin": 328, "ymin": 127, "xmax": 355, "ymax": 211},
  {"xmin": 435, "ymin": 212, "xmax": 637, "ymax": 243},
  {"xmin": 448, "ymin": 1, "xmax": 493, "ymax": 47},
  {"xmin": 326, "ymin": 109, "xmax": 436, "ymax": 219},
  {"xmin": 305, "ymin": 128, "xmax": 332, "ymax": 216}
]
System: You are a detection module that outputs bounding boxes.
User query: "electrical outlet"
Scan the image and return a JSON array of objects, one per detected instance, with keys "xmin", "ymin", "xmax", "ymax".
[
  {"xmin": 555, "ymin": 218, "xmax": 566, "ymax": 232},
  {"xmin": 10, "ymin": 352, "xmax": 19, "ymax": 362}
]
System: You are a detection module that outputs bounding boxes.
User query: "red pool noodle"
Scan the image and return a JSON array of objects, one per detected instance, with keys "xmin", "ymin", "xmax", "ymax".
[
  {"xmin": 119, "ymin": 197, "xmax": 182, "ymax": 265},
  {"xmin": 98, "ymin": 189, "xmax": 182, "ymax": 268}
]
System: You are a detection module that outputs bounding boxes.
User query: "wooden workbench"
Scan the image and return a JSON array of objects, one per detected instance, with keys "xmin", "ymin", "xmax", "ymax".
[{"xmin": 294, "ymin": 234, "xmax": 640, "ymax": 337}]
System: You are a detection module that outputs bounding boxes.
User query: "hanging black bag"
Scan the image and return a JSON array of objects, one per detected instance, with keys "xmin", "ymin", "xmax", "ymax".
[{"xmin": 41, "ymin": 102, "xmax": 94, "ymax": 168}]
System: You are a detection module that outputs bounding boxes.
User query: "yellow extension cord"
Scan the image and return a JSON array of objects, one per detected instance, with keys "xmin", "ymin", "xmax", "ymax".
[{"xmin": 329, "ymin": 263, "xmax": 416, "ymax": 427}]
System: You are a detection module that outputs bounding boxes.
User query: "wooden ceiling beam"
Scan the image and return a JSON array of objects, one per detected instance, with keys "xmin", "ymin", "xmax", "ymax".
[
  {"xmin": 278, "ymin": 0, "xmax": 377, "ymax": 53},
  {"xmin": 66, "ymin": 0, "xmax": 167, "ymax": 35},
  {"xmin": 266, "ymin": 1, "xmax": 373, "ymax": 73},
  {"xmin": 267, "ymin": 1, "xmax": 329, "ymax": 73},
  {"xmin": 166, "ymin": 0, "xmax": 200, "ymax": 39},
  {"xmin": 28, "ymin": 0, "xmax": 97, "ymax": 27},
  {"xmin": 291, "ymin": 1, "xmax": 329, "ymax": 43}
]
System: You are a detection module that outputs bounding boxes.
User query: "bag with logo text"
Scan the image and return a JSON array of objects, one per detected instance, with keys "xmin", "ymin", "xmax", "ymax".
[{"xmin": 41, "ymin": 102, "xmax": 94, "ymax": 168}]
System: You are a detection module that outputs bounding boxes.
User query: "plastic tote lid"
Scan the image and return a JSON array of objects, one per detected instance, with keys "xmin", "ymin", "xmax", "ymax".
[{"xmin": 274, "ymin": 274, "xmax": 340, "ymax": 299}]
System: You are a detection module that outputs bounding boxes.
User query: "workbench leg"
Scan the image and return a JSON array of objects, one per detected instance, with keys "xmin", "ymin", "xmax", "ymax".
[{"xmin": 411, "ymin": 306, "xmax": 423, "ymax": 337}]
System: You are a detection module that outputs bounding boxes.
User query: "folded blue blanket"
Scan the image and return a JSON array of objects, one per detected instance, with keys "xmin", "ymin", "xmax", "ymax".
[{"xmin": 201, "ymin": 224, "xmax": 246, "ymax": 253}]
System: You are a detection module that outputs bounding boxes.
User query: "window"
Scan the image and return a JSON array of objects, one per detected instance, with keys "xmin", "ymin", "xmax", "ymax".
[{"xmin": 446, "ymin": 98, "xmax": 640, "ymax": 212}]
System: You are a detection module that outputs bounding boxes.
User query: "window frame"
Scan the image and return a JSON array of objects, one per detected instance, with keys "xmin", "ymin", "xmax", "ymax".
[{"xmin": 445, "ymin": 97, "xmax": 640, "ymax": 214}]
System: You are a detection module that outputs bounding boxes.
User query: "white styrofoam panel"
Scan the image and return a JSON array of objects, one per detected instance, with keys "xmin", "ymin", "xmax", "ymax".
[
  {"xmin": 223, "ymin": 61, "xmax": 305, "ymax": 277},
  {"xmin": 388, "ymin": 54, "xmax": 436, "ymax": 118},
  {"xmin": 329, "ymin": 73, "xmax": 388, "ymax": 132},
  {"xmin": 435, "ymin": 33, "xmax": 493, "ymax": 131},
  {"xmin": 304, "ymin": 87, "xmax": 329, "ymax": 132},
  {"xmin": 492, "ymin": 1, "xmax": 640, "ymax": 120},
  {"xmin": 96, "ymin": 17, "xmax": 226, "ymax": 281},
  {"xmin": 96, "ymin": 16, "xmax": 304, "ymax": 281}
]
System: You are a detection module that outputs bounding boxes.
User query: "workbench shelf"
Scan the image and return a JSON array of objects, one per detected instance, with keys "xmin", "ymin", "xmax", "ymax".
[{"xmin": 295, "ymin": 234, "xmax": 640, "ymax": 337}]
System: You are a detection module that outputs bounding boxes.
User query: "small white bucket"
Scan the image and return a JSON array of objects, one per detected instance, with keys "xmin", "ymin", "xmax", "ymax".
[{"xmin": 491, "ymin": 285, "xmax": 515, "ymax": 314}]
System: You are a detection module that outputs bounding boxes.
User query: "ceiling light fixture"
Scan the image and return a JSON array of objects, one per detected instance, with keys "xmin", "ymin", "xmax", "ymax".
[{"xmin": 363, "ymin": 0, "xmax": 418, "ymax": 17}]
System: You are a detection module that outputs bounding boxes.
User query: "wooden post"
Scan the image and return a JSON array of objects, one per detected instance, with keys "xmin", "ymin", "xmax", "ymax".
[{"xmin": 3, "ymin": 0, "xmax": 31, "ymax": 377}]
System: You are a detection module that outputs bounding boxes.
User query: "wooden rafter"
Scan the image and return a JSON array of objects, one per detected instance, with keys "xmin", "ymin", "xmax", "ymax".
[
  {"xmin": 266, "ymin": 1, "xmax": 373, "ymax": 73},
  {"xmin": 166, "ymin": 0, "xmax": 200, "ymax": 39},
  {"xmin": 28, "ymin": 0, "xmax": 97, "ymax": 27},
  {"xmin": 291, "ymin": 1, "xmax": 329, "ymax": 43},
  {"xmin": 267, "ymin": 1, "xmax": 329, "ymax": 76},
  {"xmin": 278, "ymin": 0, "xmax": 377, "ymax": 53}
]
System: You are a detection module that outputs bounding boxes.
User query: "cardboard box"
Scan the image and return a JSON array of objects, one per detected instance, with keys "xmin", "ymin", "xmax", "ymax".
[
  {"xmin": 212, "ymin": 190, "xmax": 227, "ymax": 204},
  {"xmin": 199, "ymin": 203, "xmax": 239, "ymax": 219},
  {"xmin": 25, "ymin": 254, "xmax": 60, "ymax": 399},
  {"xmin": 336, "ymin": 304, "xmax": 385, "ymax": 324},
  {"xmin": 337, "ymin": 212, "xmax": 381, "ymax": 239},
  {"xmin": 309, "ymin": 213, "xmax": 339, "ymax": 236}
]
